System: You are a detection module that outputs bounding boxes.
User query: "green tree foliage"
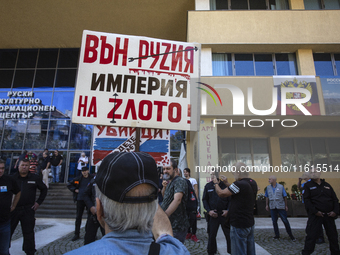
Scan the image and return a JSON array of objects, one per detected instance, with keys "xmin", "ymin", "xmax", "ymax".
[{"xmin": 170, "ymin": 130, "xmax": 184, "ymax": 150}]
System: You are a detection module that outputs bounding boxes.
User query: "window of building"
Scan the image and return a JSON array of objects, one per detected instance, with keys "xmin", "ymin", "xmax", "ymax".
[
  {"xmin": 0, "ymin": 70, "xmax": 14, "ymax": 90},
  {"xmin": 296, "ymin": 138, "xmax": 312, "ymax": 166},
  {"xmin": 34, "ymin": 69, "xmax": 56, "ymax": 90},
  {"xmin": 269, "ymin": 0, "xmax": 290, "ymax": 9},
  {"xmin": 0, "ymin": 121, "xmax": 3, "ymax": 146},
  {"xmin": 235, "ymin": 54, "xmax": 254, "ymax": 76},
  {"xmin": 69, "ymin": 124, "xmax": 93, "ymax": 150},
  {"xmin": 0, "ymin": 48, "xmax": 79, "ymax": 91},
  {"xmin": 0, "ymin": 48, "xmax": 80, "ymax": 151},
  {"xmin": 16, "ymin": 49, "xmax": 38, "ymax": 68},
  {"xmin": 250, "ymin": 0, "xmax": 267, "ymax": 9},
  {"xmin": 335, "ymin": 54, "xmax": 340, "ymax": 76},
  {"xmin": 279, "ymin": 138, "xmax": 340, "ymax": 171},
  {"xmin": 275, "ymin": 53, "xmax": 297, "ymax": 75},
  {"xmin": 211, "ymin": 0, "xmax": 289, "ymax": 10},
  {"xmin": 212, "ymin": 53, "xmax": 297, "ymax": 76},
  {"xmin": 219, "ymin": 138, "xmax": 270, "ymax": 170},
  {"xmin": 212, "ymin": 53, "xmax": 232, "ymax": 76},
  {"xmin": 33, "ymin": 92, "xmax": 53, "ymax": 119},
  {"xmin": 304, "ymin": 0, "xmax": 340, "ymax": 9},
  {"xmin": 213, "ymin": 0, "xmax": 229, "ymax": 9},
  {"xmin": 254, "ymin": 54, "xmax": 274, "ymax": 76},
  {"xmin": 37, "ymin": 49, "xmax": 58, "ymax": 68},
  {"xmin": 12, "ymin": 70, "xmax": 35, "ymax": 90},
  {"xmin": 313, "ymin": 53, "xmax": 339, "ymax": 76},
  {"xmin": 253, "ymin": 139, "xmax": 270, "ymax": 169},
  {"xmin": 55, "ymin": 69, "xmax": 77, "ymax": 90},
  {"xmin": 0, "ymin": 50, "xmax": 17, "ymax": 68},
  {"xmin": 24, "ymin": 120, "xmax": 48, "ymax": 150},
  {"xmin": 280, "ymin": 138, "xmax": 296, "ymax": 167},
  {"xmin": 304, "ymin": 0, "xmax": 322, "ymax": 9},
  {"xmin": 47, "ymin": 120, "xmax": 70, "ymax": 150},
  {"xmin": 2, "ymin": 120, "xmax": 27, "ymax": 150},
  {"xmin": 327, "ymin": 138, "xmax": 340, "ymax": 169},
  {"xmin": 52, "ymin": 91, "xmax": 75, "ymax": 118},
  {"xmin": 231, "ymin": 0, "xmax": 249, "ymax": 9}
]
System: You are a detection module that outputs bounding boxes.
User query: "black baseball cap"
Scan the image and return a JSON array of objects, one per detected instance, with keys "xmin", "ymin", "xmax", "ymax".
[
  {"xmin": 81, "ymin": 166, "xmax": 89, "ymax": 171},
  {"xmin": 95, "ymin": 152, "xmax": 158, "ymax": 204}
]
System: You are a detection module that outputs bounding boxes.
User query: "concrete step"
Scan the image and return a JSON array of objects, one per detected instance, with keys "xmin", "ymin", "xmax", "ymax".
[
  {"xmin": 39, "ymin": 203, "xmax": 76, "ymax": 210},
  {"xmin": 35, "ymin": 208, "xmax": 87, "ymax": 219},
  {"xmin": 48, "ymin": 183, "xmax": 69, "ymax": 189},
  {"xmin": 43, "ymin": 200, "xmax": 75, "ymax": 205},
  {"xmin": 37, "ymin": 183, "xmax": 80, "ymax": 218}
]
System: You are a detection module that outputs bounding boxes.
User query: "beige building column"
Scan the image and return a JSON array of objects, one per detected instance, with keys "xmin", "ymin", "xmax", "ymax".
[
  {"xmin": 197, "ymin": 118, "xmax": 219, "ymax": 208},
  {"xmin": 296, "ymin": 49, "xmax": 316, "ymax": 75},
  {"xmin": 289, "ymin": 0, "xmax": 305, "ymax": 10}
]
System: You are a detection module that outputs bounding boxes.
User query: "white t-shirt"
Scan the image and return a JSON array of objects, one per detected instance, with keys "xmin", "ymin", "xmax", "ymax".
[
  {"xmin": 77, "ymin": 156, "xmax": 88, "ymax": 170},
  {"xmin": 188, "ymin": 177, "xmax": 197, "ymax": 187}
]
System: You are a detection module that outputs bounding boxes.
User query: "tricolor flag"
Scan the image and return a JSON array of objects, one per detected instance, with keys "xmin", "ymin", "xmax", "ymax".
[{"xmin": 92, "ymin": 126, "xmax": 170, "ymax": 166}]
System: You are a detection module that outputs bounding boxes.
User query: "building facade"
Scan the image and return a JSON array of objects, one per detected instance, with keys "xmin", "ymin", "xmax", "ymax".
[
  {"xmin": 187, "ymin": 0, "xmax": 340, "ymax": 199},
  {"xmin": 0, "ymin": 1, "xmax": 340, "ymax": 200},
  {"xmin": 0, "ymin": 0, "xmax": 194, "ymax": 181}
]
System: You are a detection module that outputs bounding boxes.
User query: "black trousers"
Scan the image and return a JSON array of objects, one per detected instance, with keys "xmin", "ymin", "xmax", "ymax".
[
  {"xmin": 302, "ymin": 214, "xmax": 340, "ymax": 255},
  {"xmin": 208, "ymin": 214, "xmax": 231, "ymax": 254},
  {"xmin": 187, "ymin": 211, "xmax": 197, "ymax": 235},
  {"xmin": 10, "ymin": 206, "xmax": 36, "ymax": 255},
  {"xmin": 75, "ymin": 200, "xmax": 87, "ymax": 235},
  {"xmin": 84, "ymin": 213, "xmax": 105, "ymax": 245}
]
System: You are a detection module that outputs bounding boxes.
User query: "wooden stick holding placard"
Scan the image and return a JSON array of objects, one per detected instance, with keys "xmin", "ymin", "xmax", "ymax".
[{"xmin": 135, "ymin": 127, "xmax": 140, "ymax": 152}]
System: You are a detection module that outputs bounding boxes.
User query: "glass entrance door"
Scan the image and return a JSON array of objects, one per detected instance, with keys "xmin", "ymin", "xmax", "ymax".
[{"xmin": 66, "ymin": 152, "xmax": 91, "ymax": 182}]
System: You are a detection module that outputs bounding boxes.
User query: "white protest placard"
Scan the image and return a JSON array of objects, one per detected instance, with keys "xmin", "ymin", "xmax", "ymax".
[{"xmin": 72, "ymin": 30, "xmax": 200, "ymax": 131}]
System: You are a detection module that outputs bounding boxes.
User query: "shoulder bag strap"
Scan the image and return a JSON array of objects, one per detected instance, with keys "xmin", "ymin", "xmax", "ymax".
[{"xmin": 148, "ymin": 242, "xmax": 160, "ymax": 255}]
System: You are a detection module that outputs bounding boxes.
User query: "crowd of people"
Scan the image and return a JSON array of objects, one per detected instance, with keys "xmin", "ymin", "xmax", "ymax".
[
  {"xmin": 1, "ymin": 151, "xmax": 339, "ymax": 255},
  {"xmin": 12, "ymin": 149, "xmax": 64, "ymax": 186}
]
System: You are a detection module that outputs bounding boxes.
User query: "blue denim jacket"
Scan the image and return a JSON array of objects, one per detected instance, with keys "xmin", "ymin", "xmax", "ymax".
[{"xmin": 65, "ymin": 229, "xmax": 190, "ymax": 255}]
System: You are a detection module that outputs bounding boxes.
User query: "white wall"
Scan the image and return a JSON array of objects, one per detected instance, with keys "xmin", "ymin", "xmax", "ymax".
[
  {"xmin": 200, "ymin": 48, "xmax": 213, "ymax": 76},
  {"xmin": 195, "ymin": 0, "xmax": 210, "ymax": 10}
]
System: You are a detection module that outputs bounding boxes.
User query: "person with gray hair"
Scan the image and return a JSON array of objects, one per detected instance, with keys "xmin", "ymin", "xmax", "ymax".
[
  {"xmin": 213, "ymin": 162, "xmax": 257, "ymax": 255},
  {"xmin": 65, "ymin": 152, "xmax": 189, "ymax": 255},
  {"xmin": 265, "ymin": 175, "xmax": 296, "ymax": 241}
]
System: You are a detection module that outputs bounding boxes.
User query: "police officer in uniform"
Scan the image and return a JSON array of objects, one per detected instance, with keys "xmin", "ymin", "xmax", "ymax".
[
  {"xmin": 0, "ymin": 159, "xmax": 21, "ymax": 255},
  {"xmin": 83, "ymin": 176, "xmax": 105, "ymax": 245},
  {"xmin": 11, "ymin": 159, "xmax": 47, "ymax": 255},
  {"xmin": 302, "ymin": 169, "xmax": 340, "ymax": 255},
  {"xmin": 67, "ymin": 166, "xmax": 93, "ymax": 241},
  {"xmin": 203, "ymin": 173, "xmax": 231, "ymax": 255}
]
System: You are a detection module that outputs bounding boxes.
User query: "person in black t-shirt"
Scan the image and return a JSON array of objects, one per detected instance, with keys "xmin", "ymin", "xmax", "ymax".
[
  {"xmin": 214, "ymin": 162, "xmax": 256, "ymax": 255},
  {"xmin": 50, "ymin": 150, "xmax": 63, "ymax": 183},
  {"xmin": 0, "ymin": 159, "xmax": 21, "ymax": 255},
  {"xmin": 10, "ymin": 159, "xmax": 47, "ymax": 255},
  {"xmin": 67, "ymin": 166, "xmax": 94, "ymax": 241},
  {"xmin": 203, "ymin": 173, "xmax": 231, "ymax": 255},
  {"xmin": 83, "ymin": 177, "xmax": 105, "ymax": 245}
]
